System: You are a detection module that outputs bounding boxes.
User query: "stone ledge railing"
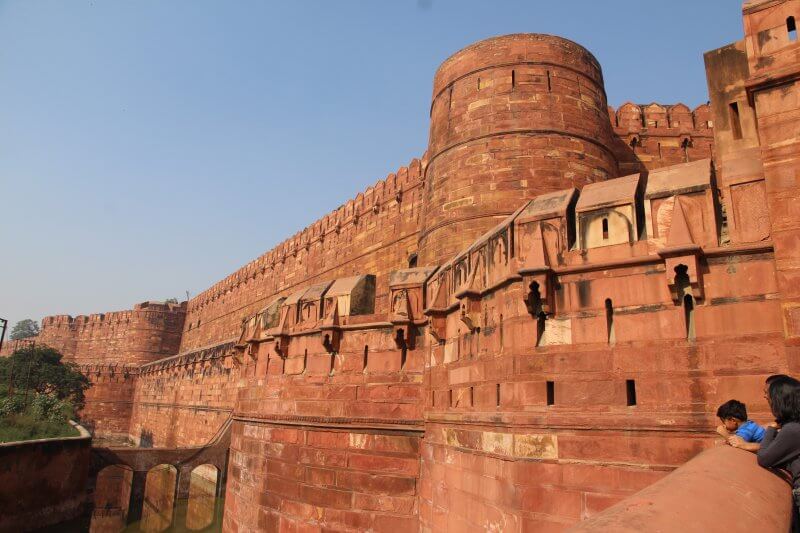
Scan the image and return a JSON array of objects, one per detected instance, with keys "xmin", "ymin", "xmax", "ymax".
[
  {"xmin": 0, "ymin": 421, "xmax": 92, "ymax": 533},
  {"xmin": 569, "ymin": 445, "xmax": 792, "ymax": 532}
]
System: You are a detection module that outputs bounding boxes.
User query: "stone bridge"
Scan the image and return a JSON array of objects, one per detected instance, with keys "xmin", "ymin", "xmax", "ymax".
[{"xmin": 88, "ymin": 417, "xmax": 231, "ymax": 529}]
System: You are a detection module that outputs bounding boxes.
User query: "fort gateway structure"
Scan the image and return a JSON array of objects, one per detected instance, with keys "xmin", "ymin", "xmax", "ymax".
[{"xmin": 4, "ymin": 0, "xmax": 800, "ymax": 530}]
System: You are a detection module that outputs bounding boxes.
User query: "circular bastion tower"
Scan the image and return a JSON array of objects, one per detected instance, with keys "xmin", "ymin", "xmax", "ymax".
[{"xmin": 418, "ymin": 34, "xmax": 619, "ymax": 266}]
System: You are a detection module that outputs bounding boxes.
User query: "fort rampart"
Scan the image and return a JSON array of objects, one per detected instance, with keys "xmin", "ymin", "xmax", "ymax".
[{"xmin": 5, "ymin": 1, "xmax": 800, "ymax": 530}]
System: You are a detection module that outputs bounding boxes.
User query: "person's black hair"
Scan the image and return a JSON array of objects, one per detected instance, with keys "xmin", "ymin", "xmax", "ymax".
[
  {"xmin": 765, "ymin": 374, "xmax": 799, "ymax": 386},
  {"xmin": 717, "ymin": 399, "xmax": 748, "ymax": 422},
  {"xmin": 768, "ymin": 376, "xmax": 800, "ymax": 425}
]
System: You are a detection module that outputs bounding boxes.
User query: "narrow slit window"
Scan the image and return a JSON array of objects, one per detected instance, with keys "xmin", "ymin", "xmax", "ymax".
[
  {"xmin": 449, "ymin": 389, "xmax": 453, "ymax": 407},
  {"xmin": 496, "ymin": 383, "xmax": 501, "ymax": 407},
  {"xmin": 789, "ymin": 16, "xmax": 797, "ymax": 42},
  {"xmin": 363, "ymin": 345, "xmax": 369, "ymax": 372},
  {"xmin": 626, "ymin": 379, "xmax": 637, "ymax": 406},
  {"xmin": 605, "ymin": 298, "xmax": 615, "ymax": 344},
  {"xmin": 511, "ymin": 69, "xmax": 516, "ymax": 89},
  {"xmin": 729, "ymin": 102, "xmax": 743, "ymax": 140},
  {"xmin": 536, "ymin": 313, "xmax": 546, "ymax": 347},
  {"xmin": 499, "ymin": 314, "xmax": 504, "ymax": 349},
  {"xmin": 546, "ymin": 70, "xmax": 552, "ymax": 92},
  {"xmin": 546, "ymin": 381, "xmax": 555, "ymax": 406},
  {"xmin": 683, "ymin": 294, "xmax": 696, "ymax": 341},
  {"xmin": 477, "ymin": 77, "xmax": 482, "ymax": 90},
  {"xmin": 602, "ymin": 218, "xmax": 609, "ymax": 240}
]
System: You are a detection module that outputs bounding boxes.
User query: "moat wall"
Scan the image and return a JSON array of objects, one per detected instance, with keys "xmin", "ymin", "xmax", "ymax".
[{"xmin": 0, "ymin": 423, "xmax": 91, "ymax": 533}]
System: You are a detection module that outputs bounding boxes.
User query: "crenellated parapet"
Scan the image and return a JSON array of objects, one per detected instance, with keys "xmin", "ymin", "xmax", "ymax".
[
  {"xmin": 185, "ymin": 157, "xmax": 426, "ymax": 320},
  {"xmin": 33, "ymin": 300, "xmax": 186, "ymax": 366},
  {"xmin": 609, "ymin": 102, "xmax": 715, "ymax": 174}
]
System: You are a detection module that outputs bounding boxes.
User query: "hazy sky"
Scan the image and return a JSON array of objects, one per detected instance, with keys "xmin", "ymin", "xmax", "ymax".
[{"xmin": 0, "ymin": 0, "xmax": 744, "ymax": 330}]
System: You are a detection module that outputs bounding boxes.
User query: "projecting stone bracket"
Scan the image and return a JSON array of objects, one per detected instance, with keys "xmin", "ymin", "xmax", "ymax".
[
  {"xmin": 519, "ymin": 266, "xmax": 555, "ymax": 317},
  {"xmin": 658, "ymin": 245, "xmax": 704, "ymax": 303},
  {"xmin": 454, "ymin": 288, "xmax": 481, "ymax": 332}
]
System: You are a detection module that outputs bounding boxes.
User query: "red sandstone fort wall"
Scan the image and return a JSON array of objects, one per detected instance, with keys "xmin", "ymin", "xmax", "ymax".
[
  {"xmin": 180, "ymin": 158, "xmax": 426, "ymax": 353},
  {"xmin": 18, "ymin": 2, "xmax": 800, "ymax": 530}
]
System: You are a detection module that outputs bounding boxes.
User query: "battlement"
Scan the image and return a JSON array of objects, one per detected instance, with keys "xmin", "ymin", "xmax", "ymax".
[
  {"xmin": 609, "ymin": 102, "xmax": 713, "ymax": 132},
  {"xmin": 188, "ymin": 157, "xmax": 425, "ymax": 314}
]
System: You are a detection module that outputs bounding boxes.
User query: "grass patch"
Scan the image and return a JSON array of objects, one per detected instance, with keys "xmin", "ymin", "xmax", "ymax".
[
  {"xmin": 0, "ymin": 390, "xmax": 79, "ymax": 443},
  {"xmin": 0, "ymin": 411, "xmax": 78, "ymax": 443}
]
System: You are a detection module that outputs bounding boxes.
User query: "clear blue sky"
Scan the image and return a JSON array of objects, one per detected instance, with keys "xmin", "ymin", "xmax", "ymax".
[{"xmin": 0, "ymin": 0, "xmax": 743, "ymax": 330}]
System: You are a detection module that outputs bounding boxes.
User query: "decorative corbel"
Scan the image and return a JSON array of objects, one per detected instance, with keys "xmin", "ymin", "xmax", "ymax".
[
  {"xmin": 658, "ymin": 196, "xmax": 704, "ymax": 302},
  {"xmin": 519, "ymin": 267, "xmax": 554, "ymax": 316},
  {"xmin": 271, "ymin": 306, "xmax": 292, "ymax": 357},
  {"xmin": 454, "ymin": 289, "xmax": 481, "ymax": 332},
  {"xmin": 659, "ymin": 247, "xmax": 704, "ymax": 303},
  {"xmin": 390, "ymin": 288, "xmax": 414, "ymax": 349},
  {"xmin": 320, "ymin": 298, "xmax": 341, "ymax": 353}
]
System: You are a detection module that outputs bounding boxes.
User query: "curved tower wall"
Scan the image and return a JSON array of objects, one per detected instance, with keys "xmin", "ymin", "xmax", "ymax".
[{"xmin": 418, "ymin": 34, "xmax": 619, "ymax": 265}]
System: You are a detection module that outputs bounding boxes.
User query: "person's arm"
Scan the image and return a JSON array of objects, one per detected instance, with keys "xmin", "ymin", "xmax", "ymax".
[
  {"xmin": 727, "ymin": 436, "xmax": 761, "ymax": 453},
  {"xmin": 756, "ymin": 424, "xmax": 800, "ymax": 468},
  {"xmin": 717, "ymin": 425, "xmax": 731, "ymax": 438}
]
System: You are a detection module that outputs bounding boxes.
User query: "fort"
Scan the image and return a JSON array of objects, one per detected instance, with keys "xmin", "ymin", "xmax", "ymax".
[{"xmin": 3, "ymin": 0, "xmax": 800, "ymax": 531}]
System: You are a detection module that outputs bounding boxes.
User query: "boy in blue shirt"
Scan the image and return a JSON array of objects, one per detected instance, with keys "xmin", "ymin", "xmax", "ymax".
[{"xmin": 716, "ymin": 399, "xmax": 766, "ymax": 452}]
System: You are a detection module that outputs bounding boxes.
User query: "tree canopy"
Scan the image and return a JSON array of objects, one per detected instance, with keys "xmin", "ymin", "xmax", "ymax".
[
  {"xmin": 0, "ymin": 346, "xmax": 89, "ymax": 409},
  {"xmin": 9, "ymin": 319, "xmax": 39, "ymax": 340}
]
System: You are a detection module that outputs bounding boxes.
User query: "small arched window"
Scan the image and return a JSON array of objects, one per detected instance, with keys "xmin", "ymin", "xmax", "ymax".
[
  {"xmin": 602, "ymin": 218, "xmax": 609, "ymax": 240},
  {"xmin": 408, "ymin": 253, "xmax": 418, "ymax": 268},
  {"xmin": 789, "ymin": 16, "xmax": 797, "ymax": 42}
]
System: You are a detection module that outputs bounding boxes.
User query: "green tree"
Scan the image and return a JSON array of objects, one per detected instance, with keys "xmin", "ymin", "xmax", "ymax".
[
  {"xmin": 0, "ymin": 346, "xmax": 89, "ymax": 409},
  {"xmin": 9, "ymin": 319, "xmax": 39, "ymax": 340}
]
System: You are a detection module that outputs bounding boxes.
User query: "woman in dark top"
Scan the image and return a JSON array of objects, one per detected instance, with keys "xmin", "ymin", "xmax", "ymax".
[{"xmin": 757, "ymin": 375, "xmax": 800, "ymax": 528}]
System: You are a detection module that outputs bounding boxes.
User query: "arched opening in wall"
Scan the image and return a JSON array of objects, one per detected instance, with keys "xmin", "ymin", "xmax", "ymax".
[
  {"xmin": 729, "ymin": 101, "xmax": 743, "ymax": 140},
  {"xmin": 683, "ymin": 293, "xmax": 696, "ymax": 341},
  {"xmin": 602, "ymin": 218, "xmax": 609, "ymax": 240},
  {"xmin": 408, "ymin": 253, "xmax": 418, "ymax": 268},
  {"xmin": 527, "ymin": 282, "xmax": 543, "ymax": 316},
  {"xmin": 605, "ymin": 298, "xmax": 615, "ymax": 345},
  {"xmin": 789, "ymin": 16, "xmax": 797, "ymax": 42},
  {"xmin": 536, "ymin": 312, "xmax": 546, "ymax": 347},
  {"xmin": 140, "ymin": 464, "xmax": 177, "ymax": 532},
  {"xmin": 90, "ymin": 465, "xmax": 133, "ymax": 532},
  {"xmin": 630, "ymin": 136, "xmax": 639, "ymax": 154},
  {"xmin": 397, "ymin": 329, "xmax": 408, "ymax": 369},
  {"xmin": 186, "ymin": 464, "xmax": 220, "ymax": 531},
  {"xmin": 674, "ymin": 264, "xmax": 691, "ymax": 301},
  {"xmin": 681, "ymin": 137, "xmax": 692, "ymax": 162}
]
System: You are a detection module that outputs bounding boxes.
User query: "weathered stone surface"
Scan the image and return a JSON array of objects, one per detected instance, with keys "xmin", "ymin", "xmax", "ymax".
[{"xmin": 6, "ymin": 2, "xmax": 800, "ymax": 531}]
